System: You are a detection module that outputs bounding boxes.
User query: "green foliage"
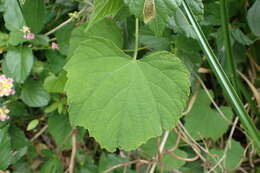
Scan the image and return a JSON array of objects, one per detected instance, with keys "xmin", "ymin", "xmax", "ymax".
[
  {"xmin": 65, "ymin": 37, "xmax": 190, "ymax": 151},
  {"xmin": 44, "ymin": 72, "xmax": 67, "ymax": 93},
  {"xmin": 26, "ymin": 119, "xmax": 39, "ymax": 131},
  {"xmin": 209, "ymin": 140, "xmax": 244, "ymax": 171},
  {"xmin": 69, "ymin": 18, "xmax": 123, "ymax": 57},
  {"xmin": 141, "ymin": 132, "xmax": 187, "ymax": 170},
  {"xmin": 247, "ymin": 0, "xmax": 260, "ymax": 36},
  {"xmin": 0, "ymin": 126, "xmax": 12, "ymax": 170},
  {"xmin": 48, "ymin": 114, "xmax": 72, "ymax": 148},
  {"xmin": 3, "ymin": 0, "xmax": 25, "ymax": 31},
  {"xmin": 22, "ymin": 0, "xmax": 46, "ymax": 33},
  {"xmin": 0, "ymin": 0, "xmax": 259, "ymax": 172},
  {"xmin": 21, "ymin": 80, "xmax": 50, "ymax": 107},
  {"xmin": 87, "ymin": 0, "xmax": 124, "ymax": 30},
  {"xmin": 3, "ymin": 47, "xmax": 34, "ymax": 83},
  {"xmin": 184, "ymin": 90, "xmax": 233, "ymax": 141}
]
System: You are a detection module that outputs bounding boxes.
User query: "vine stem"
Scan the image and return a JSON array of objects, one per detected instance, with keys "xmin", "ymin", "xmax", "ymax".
[
  {"xmin": 133, "ymin": 18, "xmax": 139, "ymax": 60},
  {"xmin": 149, "ymin": 130, "xmax": 170, "ymax": 173},
  {"xmin": 30, "ymin": 125, "xmax": 48, "ymax": 142},
  {"xmin": 44, "ymin": 7, "xmax": 86, "ymax": 36}
]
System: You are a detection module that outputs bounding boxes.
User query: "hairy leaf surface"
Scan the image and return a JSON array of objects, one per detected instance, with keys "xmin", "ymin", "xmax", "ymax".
[{"xmin": 65, "ymin": 37, "xmax": 190, "ymax": 151}]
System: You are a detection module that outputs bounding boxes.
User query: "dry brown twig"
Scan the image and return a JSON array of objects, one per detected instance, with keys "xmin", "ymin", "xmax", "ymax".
[
  {"xmin": 148, "ymin": 130, "xmax": 170, "ymax": 173},
  {"xmin": 102, "ymin": 160, "xmax": 149, "ymax": 173},
  {"xmin": 30, "ymin": 124, "xmax": 48, "ymax": 142},
  {"xmin": 68, "ymin": 128, "xmax": 77, "ymax": 173},
  {"xmin": 238, "ymin": 70, "xmax": 260, "ymax": 111},
  {"xmin": 207, "ymin": 117, "xmax": 239, "ymax": 173}
]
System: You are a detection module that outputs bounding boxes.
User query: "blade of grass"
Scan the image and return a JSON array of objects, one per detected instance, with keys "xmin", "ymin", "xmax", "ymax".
[
  {"xmin": 220, "ymin": 0, "xmax": 240, "ymax": 95},
  {"xmin": 181, "ymin": 0, "xmax": 260, "ymax": 151}
]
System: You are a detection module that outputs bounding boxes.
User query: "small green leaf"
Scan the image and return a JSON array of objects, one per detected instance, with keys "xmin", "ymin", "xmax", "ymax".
[
  {"xmin": 45, "ymin": 102, "xmax": 59, "ymax": 113},
  {"xmin": 22, "ymin": 0, "xmax": 46, "ymax": 33},
  {"xmin": 141, "ymin": 132, "xmax": 178, "ymax": 156},
  {"xmin": 162, "ymin": 149, "xmax": 187, "ymax": 170},
  {"xmin": 247, "ymin": 0, "xmax": 260, "ymax": 36},
  {"xmin": 98, "ymin": 154, "xmax": 127, "ymax": 172},
  {"xmin": 186, "ymin": 0, "xmax": 204, "ymax": 21},
  {"xmin": 209, "ymin": 140, "xmax": 244, "ymax": 171},
  {"xmin": 69, "ymin": 18, "xmax": 123, "ymax": 57},
  {"xmin": 26, "ymin": 119, "xmax": 39, "ymax": 131},
  {"xmin": 3, "ymin": 47, "xmax": 34, "ymax": 83},
  {"xmin": 8, "ymin": 101, "xmax": 29, "ymax": 117},
  {"xmin": 65, "ymin": 37, "xmax": 190, "ymax": 151},
  {"xmin": 48, "ymin": 114, "xmax": 72, "ymax": 149},
  {"xmin": 231, "ymin": 28, "xmax": 254, "ymax": 46},
  {"xmin": 140, "ymin": 27, "xmax": 171, "ymax": 50},
  {"xmin": 184, "ymin": 90, "xmax": 233, "ymax": 141},
  {"xmin": 84, "ymin": 19, "xmax": 123, "ymax": 48},
  {"xmin": 45, "ymin": 50, "xmax": 66, "ymax": 74},
  {"xmin": 21, "ymin": 80, "xmax": 50, "ymax": 107},
  {"xmin": 8, "ymin": 30, "xmax": 26, "ymax": 46},
  {"xmin": 141, "ymin": 132, "xmax": 186, "ymax": 170},
  {"xmin": 170, "ymin": 8, "xmax": 196, "ymax": 39},
  {"xmin": 3, "ymin": 0, "xmax": 25, "ymax": 31},
  {"xmin": 44, "ymin": 72, "xmax": 67, "ymax": 93},
  {"xmin": 40, "ymin": 158, "xmax": 63, "ymax": 173},
  {"xmin": 0, "ymin": 32, "xmax": 9, "ymax": 47},
  {"xmin": 87, "ymin": 0, "xmax": 124, "ymax": 30},
  {"xmin": 9, "ymin": 126, "xmax": 29, "ymax": 149},
  {"xmin": 0, "ymin": 126, "xmax": 12, "ymax": 170},
  {"xmin": 55, "ymin": 23, "xmax": 75, "ymax": 55}
]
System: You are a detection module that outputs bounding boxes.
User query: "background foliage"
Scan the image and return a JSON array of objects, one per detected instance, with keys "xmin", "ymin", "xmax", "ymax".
[{"xmin": 0, "ymin": 0, "xmax": 260, "ymax": 172}]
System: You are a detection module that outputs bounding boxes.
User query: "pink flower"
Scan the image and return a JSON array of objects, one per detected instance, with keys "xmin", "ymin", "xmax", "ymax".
[
  {"xmin": 0, "ymin": 75, "xmax": 15, "ymax": 97},
  {"xmin": 0, "ymin": 106, "xmax": 10, "ymax": 122},
  {"xmin": 21, "ymin": 26, "xmax": 35, "ymax": 40},
  {"xmin": 24, "ymin": 33, "xmax": 35, "ymax": 40},
  {"xmin": 51, "ymin": 42, "xmax": 59, "ymax": 50}
]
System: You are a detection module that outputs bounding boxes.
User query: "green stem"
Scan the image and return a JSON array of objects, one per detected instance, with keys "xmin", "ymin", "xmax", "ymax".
[
  {"xmin": 182, "ymin": 0, "xmax": 260, "ymax": 151},
  {"xmin": 220, "ymin": 0, "xmax": 239, "ymax": 94},
  {"xmin": 133, "ymin": 18, "xmax": 139, "ymax": 60},
  {"xmin": 124, "ymin": 46, "xmax": 149, "ymax": 52}
]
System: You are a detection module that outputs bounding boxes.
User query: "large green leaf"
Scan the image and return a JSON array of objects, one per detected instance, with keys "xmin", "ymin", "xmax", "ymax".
[
  {"xmin": 65, "ymin": 37, "xmax": 190, "ymax": 151},
  {"xmin": 3, "ymin": 0, "xmax": 25, "ymax": 31},
  {"xmin": 247, "ymin": 0, "xmax": 260, "ymax": 36},
  {"xmin": 184, "ymin": 90, "xmax": 233, "ymax": 141},
  {"xmin": 69, "ymin": 18, "xmax": 123, "ymax": 57},
  {"xmin": 22, "ymin": 0, "xmax": 46, "ymax": 33},
  {"xmin": 21, "ymin": 80, "xmax": 50, "ymax": 107},
  {"xmin": 3, "ymin": 47, "xmax": 34, "ymax": 83}
]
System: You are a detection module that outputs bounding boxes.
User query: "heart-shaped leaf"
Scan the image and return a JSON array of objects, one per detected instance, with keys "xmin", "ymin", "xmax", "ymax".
[{"xmin": 65, "ymin": 37, "xmax": 190, "ymax": 151}]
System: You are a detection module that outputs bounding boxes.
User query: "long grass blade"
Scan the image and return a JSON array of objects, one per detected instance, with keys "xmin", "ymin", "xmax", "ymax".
[
  {"xmin": 181, "ymin": 0, "xmax": 260, "ymax": 151},
  {"xmin": 220, "ymin": 0, "xmax": 240, "ymax": 95}
]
